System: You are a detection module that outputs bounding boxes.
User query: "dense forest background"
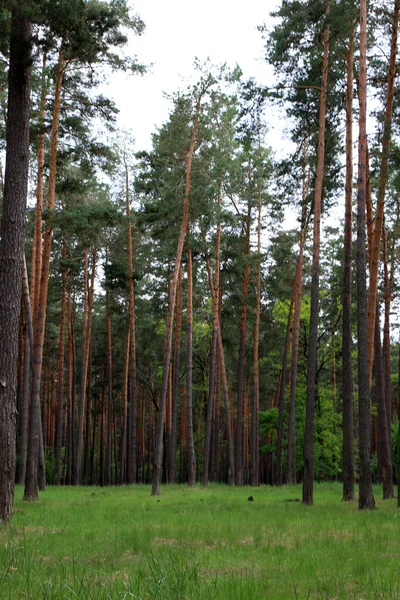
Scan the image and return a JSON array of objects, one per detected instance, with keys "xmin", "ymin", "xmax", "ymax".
[{"xmin": 1, "ymin": 0, "xmax": 400, "ymax": 522}]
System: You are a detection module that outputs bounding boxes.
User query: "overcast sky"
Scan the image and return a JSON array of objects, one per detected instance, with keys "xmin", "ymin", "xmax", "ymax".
[{"xmin": 107, "ymin": 0, "xmax": 284, "ymax": 151}]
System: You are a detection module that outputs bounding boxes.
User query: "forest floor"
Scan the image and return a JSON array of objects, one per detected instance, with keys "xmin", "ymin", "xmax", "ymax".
[{"xmin": 0, "ymin": 483, "xmax": 399, "ymax": 599}]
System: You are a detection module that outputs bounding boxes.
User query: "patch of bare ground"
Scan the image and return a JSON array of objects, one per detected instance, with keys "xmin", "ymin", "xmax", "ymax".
[{"xmin": 22, "ymin": 526, "xmax": 66, "ymax": 535}]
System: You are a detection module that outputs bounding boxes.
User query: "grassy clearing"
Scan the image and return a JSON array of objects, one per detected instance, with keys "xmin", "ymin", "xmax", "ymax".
[{"xmin": 1, "ymin": 483, "xmax": 399, "ymax": 598}]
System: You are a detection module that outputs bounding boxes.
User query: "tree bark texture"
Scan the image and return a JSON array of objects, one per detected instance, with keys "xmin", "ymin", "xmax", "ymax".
[{"xmin": 0, "ymin": 10, "xmax": 32, "ymax": 522}]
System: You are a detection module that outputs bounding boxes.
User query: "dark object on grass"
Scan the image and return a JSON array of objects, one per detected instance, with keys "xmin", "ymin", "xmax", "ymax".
[
  {"xmin": 248, "ymin": 496, "xmax": 254, "ymax": 502},
  {"xmin": 283, "ymin": 498, "xmax": 301, "ymax": 502}
]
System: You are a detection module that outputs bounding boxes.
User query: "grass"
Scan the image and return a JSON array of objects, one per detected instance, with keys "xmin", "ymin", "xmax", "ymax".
[{"xmin": 1, "ymin": 483, "xmax": 400, "ymax": 598}]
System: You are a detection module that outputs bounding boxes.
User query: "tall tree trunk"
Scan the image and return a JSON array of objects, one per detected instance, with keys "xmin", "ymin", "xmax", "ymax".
[
  {"xmin": 287, "ymin": 175, "xmax": 309, "ymax": 486},
  {"xmin": 236, "ymin": 204, "xmax": 251, "ymax": 486},
  {"xmin": 24, "ymin": 49, "xmax": 64, "ymax": 501},
  {"xmin": 55, "ymin": 239, "xmax": 67, "ymax": 485},
  {"xmin": 342, "ymin": 28, "xmax": 356, "ymax": 502},
  {"xmin": 169, "ymin": 271, "xmax": 182, "ymax": 483},
  {"xmin": 251, "ymin": 191, "xmax": 262, "ymax": 487},
  {"xmin": 125, "ymin": 160, "xmax": 137, "ymax": 485},
  {"xmin": 205, "ymin": 251, "xmax": 235, "ymax": 485},
  {"xmin": 66, "ymin": 274, "xmax": 74, "ymax": 486},
  {"xmin": 74, "ymin": 247, "xmax": 96, "ymax": 485},
  {"xmin": 276, "ymin": 295, "xmax": 294, "ymax": 486},
  {"xmin": 186, "ymin": 248, "xmax": 196, "ymax": 487},
  {"xmin": 357, "ymin": 0, "xmax": 375, "ymax": 510},
  {"xmin": 30, "ymin": 51, "xmax": 47, "ymax": 324},
  {"xmin": 120, "ymin": 331, "xmax": 130, "ymax": 483},
  {"xmin": 397, "ymin": 340, "xmax": 400, "ymax": 507},
  {"xmin": 73, "ymin": 247, "xmax": 88, "ymax": 486},
  {"xmin": 18, "ymin": 258, "xmax": 33, "ymax": 486},
  {"xmin": 151, "ymin": 98, "xmax": 201, "ymax": 496},
  {"xmin": 383, "ymin": 229, "xmax": 395, "ymax": 449},
  {"xmin": 0, "ymin": 7, "xmax": 32, "ymax": 523},
  {"xmin": 302, "ymin": 1, "xmax": 330, "ymax": 505},
  {"xmin": 367, "ymin": 1, "xmax": 399, "ymax": 384},
  {"xmin": 374, "ymin": 305, "xmax": 394, "ymax": 499},
  {"xmin": 105, "ymin": 288, "xmax": 113, "ymax": 486}
]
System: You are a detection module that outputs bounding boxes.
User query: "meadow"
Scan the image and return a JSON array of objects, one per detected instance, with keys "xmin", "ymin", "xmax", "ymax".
[{"xmin": 1, "ymin": 483, "xmax": 400, "ymax": 599}]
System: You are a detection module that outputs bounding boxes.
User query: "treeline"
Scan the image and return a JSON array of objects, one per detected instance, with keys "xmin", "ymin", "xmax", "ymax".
[{"xmin": 1, "ymin": 0, "xmax": 400, "ymax": 524}]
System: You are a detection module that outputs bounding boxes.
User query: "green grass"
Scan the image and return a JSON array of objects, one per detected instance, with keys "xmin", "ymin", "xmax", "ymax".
[{"xmin": 1, "ymin": 483, "xmax": 400, "ymax": 598}]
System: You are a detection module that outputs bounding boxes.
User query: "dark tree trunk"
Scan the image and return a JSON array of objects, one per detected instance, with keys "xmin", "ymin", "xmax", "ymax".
[
  {"xmin": 342, "ymin": 28, "xmax": 356, "ymax": 502},
  {"xmin": 66, "ymin": 275, "xmax": 74, "ymax": 486},
  {"xmin": 383, "ymin": 230, "xmax": 395, "ymax": 450},
  {"xmin": 0, "ymin": 9, "xmax": 31, "ymax": 522},
  {"xmin": 186, "ymin": 249, "xmax": 196, "ymax": 487},
  {"xmin": 374, "ymin": 306, "xmax": 394, "ymax": 499},
  {"xmin": 276, "ymin": 296, "xmax": 294, "ymax": 486},
  {"xmin": 105, "ymin": 289, "xmax": 113, "ymax": 486},
  {"xmin": 169, "ymin": 271, "xmax": 182, "ymax": 483},
  {"xmin": 251, "ymin": 192, "xmax": 262, "ymax": 487},
  {"xmin": 236, "ymin": 204, "xmax": 251, "ymax": 486},
  {"xmin": 302, "ymin": 1, "xmax": 330, "ymax": 505},
  {"xmin": 125, "ymin": 162, "xmax": 137, "ymax": 485},
  {"xmin": 73, "ymin": 248, "xmax": 89, "ymax": 486},
  {"xmin": 357, "ymin": 0, "xmax": 375, "ymax": 510},
  {"xmin": 55, "ymin": 239, "xmax": 67, "ymax": 485}
]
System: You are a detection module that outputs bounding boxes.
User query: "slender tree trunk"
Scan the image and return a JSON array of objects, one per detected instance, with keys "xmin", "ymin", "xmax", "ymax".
[
  {"xmin": 55, "ymin": 239, "xmax": 67, "ymax": 485},
  {"xmin": 397, "ymin": 340, "xmax": 400, "ymax": 507},
  {"xmin": 251, "ymin": 191, "xmax": 262, "ymax": 487},
  {"xmin": 367, "ymin": 1, "xmax": 399, "ymax": 385},
  {"xmin": 205, "ymin": 252, "xmax": 235, "ymax": 485},
  {"xmin": 383, "ymin": 230, "xmax": 395, "ymax": 449},
  {"xmin": 169, "ymin": 271, "xmax": 182, "ymax": 483},
  {"xmin": 105, "ymin": 288, "xmax": 113, "ymax": 486},
  {"xmin": 66, "ymin": 275, "xmax": 74, "ymax": 486},
  {"xmin": 276, "ymin": 295, "xmax": 294, "ymax": 486},
  {"xmin": 342, "ymin": 28, "xmax": 356, "ymax": 502},
  {"xmin": 152, "ymin": 98, "xmax": 201, "ymax": 496},
  {"xmin": 120, "ymin": 331, "xmax": 130, "ymax": 483},
  {"xmin": 236, "ymin": 204, "xmax": 251, "ymax": 486},
  {"xmin": 18, "ymin": 258, "xmax": 33, "ymax": 486},
  {"xmin": 302, "ymin": 1, "xmax": 330, "ymax": 505},
  {"xmin": 374, "ymin": 305, "xmax": 394, "ymax": 499},
  {"xmin": 30, "ymin": 51, "xmax": 47, "ymax": 324},
  {"xmin": 287, "ymin": 177, "xmax": 309, "ymax": 486},
  {"xmin": 73, "ymin": 247, "xmax": 88, "ymax": 486},
  {"xmin": 24, "ymin": 49, "xmax": 64, "ymax": 501},
  {"xmin": 186, "ymin": 248, "xmax": 196, "ymax": 486},
  {"xmin": 357, "ymin": 0, "xmax": 375, "ymax": 510},
  {"xmin": 125, "ymin": 161, "xmax": 137, "ymax": 485}
]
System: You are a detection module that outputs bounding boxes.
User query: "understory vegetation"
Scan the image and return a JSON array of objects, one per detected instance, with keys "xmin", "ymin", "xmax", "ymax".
[{"xmin": 1, "ymin": 484, "xmax": 400, "ymax": 599}]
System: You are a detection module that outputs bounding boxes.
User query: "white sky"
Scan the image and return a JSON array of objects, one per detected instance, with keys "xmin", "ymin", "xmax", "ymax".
[{"xmin": 107, "ymin": 0, "xmax": 286, "ymax": 152}]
